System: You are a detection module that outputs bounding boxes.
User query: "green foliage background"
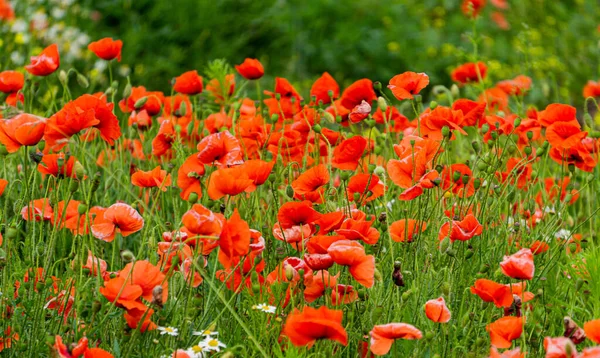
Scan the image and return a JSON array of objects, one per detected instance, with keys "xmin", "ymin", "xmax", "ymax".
[{"xmin": 75, "ymin": 0, "xmax": 600, "ymax": 106}]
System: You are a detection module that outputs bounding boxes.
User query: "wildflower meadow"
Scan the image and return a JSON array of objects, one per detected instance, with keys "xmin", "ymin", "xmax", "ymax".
[{"xmin": 1, "ymin": 0, "xmax": 600, "ymax": 357}]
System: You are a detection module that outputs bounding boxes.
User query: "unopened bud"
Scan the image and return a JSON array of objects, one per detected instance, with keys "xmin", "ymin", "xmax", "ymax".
[
  {"xmin": 285, "ymin": 185, "xmax": 294, "ymax": 198},
  {"xmin": 68, "ymin": 180, "xmax": 79, "ymax": 193},
  {"xmin": 121, "ymin": 250, "xmax": 135, "ymax": 263},
  {"xmin": 441, "ymin": 126, "xmax": 450, "ymax": 138},
  {"xmin": 429, "ymin": 101, "xmax": 438, "ymax": 110},
  {"xmin": 481, "ymin": 123, "xmax": 489, "ymax": 134},
  {"xmin": 58, "ymin": 70, "xmax": 68, "ymax": 84},
  {"xmin": 377, "ymin": 97, "xmax": 388, "ymax": 112},
  {"xmin": 123, "ymin": 83, "xmax": 132, "ymax": 98},
  {"xmin": 77, "ymin": 204, "xmax": 88, "ymax": 215},
  {"xmin": 134, "ymin": 96, "xmax": 148, "ymax": 109},
  {"xmin": 73, "ymin": 161, "xmax": 85, "ymax": 180},
  {"xmin": 151, "ymin": 285, "xmax": 164, "ymax": 307},
  {"xmin": 77, "ymin": 74, "xmax": 89, "ymax": 88},
  {"xmin": 188, "ymin": 192, "xmax": 198, "ymax": 204},
  {"xmin": 312, "ymin": 124, "xmax": 322, "ymax": 133}
]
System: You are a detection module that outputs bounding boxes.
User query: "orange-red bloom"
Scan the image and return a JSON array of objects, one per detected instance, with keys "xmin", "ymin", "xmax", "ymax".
[
  {"xmin": 327, "ymin": 240, "xmax": 374, "ymax": 287},
  {"xmin": 332, "ymin": 135, "xmax": 367, "ymax": 170},
  {"xmin": 0, "ymin": 71, "xmax": 24, "ymax": 93},
  {"xmin": 486, "ymin": 316, "xmax": 523, "ymax": 349},
  {"xmin": 451, "ymin": 62, "xmax": 487, "ymax": 84},
  {"xmin": 584, "ymin": 319, "xmax": 600, "ymax": 344},
  {"xmin": 438, "ymin": 214, "xmax": 483, "ymax": 242},
  {"xmin": 277, "ymin": 201, "xmax": 322, "ymax": 229},
  {"xmin": 389, "ymin": 219, "xmax": 427, "ymax": 243},
  {"xmin": 0, "ymin": 113, "xmax": 46, "ymax": 152},
  {"xmin": 292, "ymin": 164, "xmax": 330, "ymax": 203},
  {"xmin": 583, "ymin": 80, "xmax": 600, "ymax": 98},
  {"xmin": 176, "ymin": 153, "xmax": 205, "ymax": 200},
  {"xmin": 235, "ymin": 58, "xmax": 264, "ymax": 80},
  {"xmin": 500, "ymin": 248, "xmax": 535, "ymax": 280},
  {"xmin": 37, "ymin": 153, "xmax": 81, "ymax": 179},
  {"xmin": 543, "ymin": 337, "xmax": 577, "ymax": 358},
  {"xmin": 25, "ymin": 44, "xmax": 60, "ymax": 76},
  {"xmin": 311, "ymin": 72, "xmax": 339, "ymax": 104},
  {"xmin": 131, "ymin": 166, "xmax": 172, "ymax": 191},
  {"xmin": 173, "ymin": 70, "xmax": 203, "ymax": 95},
  {"xmin": 470, "ymin": 279, "xmax": 514, "ymax": 308},
  {"xmin": 88, "ymin": 38, "xmax": 123, "ymax": 61},
  {"xmin": 282, "ymin": 306, "xmax": 348, "ymax": 348},
  {"xmin": 197, "ymin": 131, "xmax": 244, "ymax": 167},
  {"xmin": 489, "ymin": 347, "xmax": 525, "ymax": 358},
  {"xmin": 207, "ymin": 166, "xmax": 253, "ymax": 200},
  {"xmin": 340, "ymin": 78, "xmax": 377, "ymax": 109},
  {"xmin": 497, "ymin": 75, "xmax": 532, "ymax": 96},
  {"xmin": 388, "ymin": 72, "xmax": 429, "ymax": 100},
  {"xmin": 424, "ymin": 297, "xmax": 451, "ymax": 323},
  {"xmin": 91, "ymin": 203, "xmax": 144, "ymax": 242},
  {"xmin": 369, "ymin": 323, "xmax": 422, "ymax": 356},
  {"xmin": 462, "ymin": 0, "xmax": 486, "ymax": 17}
]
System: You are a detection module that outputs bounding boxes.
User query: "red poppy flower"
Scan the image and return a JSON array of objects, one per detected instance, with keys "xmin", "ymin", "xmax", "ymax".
[
  {"xmin": 389, "ymin": 219, "xmax": 427, "ymax": 243},
  {"xmin": 99, "ymin": 276, "xmax": 146, "ymax": 311},
  {"xmin": 327, "ymin": 240, "xmax": 375, "ymax": 287},
  {"xmin": 543, "ymin": 337, "xmax": 577, "ymax": 358},
  {"xmin": 303, "ymin": 253, "xmax": 334, "ymax": 271},
  {"xmin": 0, "ymin": 113, "xmax": 46, "ymax": 152},
  {"xmin": 461, "ymin": 0, "xmax": 486, "ymax": 17},
  {"xmin": 537, "ymin": 104, "xmax": 579, "ymax": 128},
  {"xmin": 497, "ymin": 75, "xmax": 532, "ymax": 95},
  {"xmin": 340, "ymin": 78, "xmax": 377, "ymax": 109},
  {"xmin": 131, "ymin": 166, "xmax": 172, "ymax": 191},
  {"xmin": 388, "ymin": 72, "xmax": 429, "ymax": 100},
  {"xmin": 584, "ymin": 319, "xmax": 600, "ymax": 344},
  {"xmin": 240, "ymin": 159, "xmax": 275, "ymax": 192},
  {"xmin": 470, "ymin": 279, "xmax": 513, "ymax": 308},
  {"xmin": 335, "ymin": 217, "xmax": 380, "ymax": 245},
  {"xmin": 25, "ymin": 44, "xmax": 60, "ymax": 76},
  {"xmin": 235, "ymin": 58, "xmax": 264, "ymax": 80},
  {"xmin": 207, "ymin": 74, "xmax": 236, "ymax": 104},
  {"xmin": 21, "ymin": 198, "xmax": 53, "ymax": 222},
  {"xmin": 369, "ymin": 323, "xmax": 422, "ymax": 356},
  {"xmin": 546, "ymin": 122, "xmax": 588, "ymax": 150},
  {"xmin": 420, "ymin": 106, "xmax": 466, "ymax": 140},
  {"xmin": 584, "ymin": 80, "xmax": 600, "ymax": 98},
  {"xmin": 119, "ymin": 260, "xmax": 167, "ymax": 303},
  {"xmin": 219, "ymin": 209, "xmax": 251, "ymax": 260},
  {"xmin": 500, "ymin": 248, "xmax": 535, "ymax": 280},
  {"xmin": 45, "ymin": 94, "xmax": 121, "ymax": 150},
  {"xmin": 303, "ymin": 270, "xmax": 337, "ymax": 302},
  {"xmin": 91, "ymin": 203, "xmax": 144, "ymax": 242},
  {"xmin": 440, "ymin": 163, "xmax": 475, "ymax": 197},
  {"xmin": 496, "ymin": 158, "xmax": 533, "ymax": 190},
  {"xmin": 0, "ymin": 71, "xmax": 24, "ymax": 93},
  {"xmin": 173, "ymin": 70, "xmax": 203, "ymax": 95},
  {"xmin": 151, "ymin": 120, "xmax": 175, "ymax": 158},
  {"xmin": 0, "ymin": 0, "xmax": 14, "ymax": 20},
  {"xmin": 282, "ymin": 306, "xmax": 348, "ymax": 348},
  {"xmin": 424, "ymin": 297, "xmax": 451, "ymax": 323},
  {"xmin": 196, "ymin": 131, "xmax": 244, "ymax": 167},
  {"xmin": 487, "ymin": 316, "xmax": 523, "ymax": 349},
  {"xmin": 124, "ymin": 306, "xmax": 156, "ymax": 332},
  {"xmin": 331, "ymin": 284, "xmax": 359, "ymax": 305},
  {"xmin": 292, "ymin": 164, "xmax": 330, "ymax": 203},
  {"xmin": 207, "ymin": 166, "xmax": 253, "ymax": 200},
  {"xmin": 0, "ymin": 178, "xmax": 7, "ymax": 196},
  {"xmin": 181, "ymin": 204, "xmax": 224, "ymax": 248},
  {"xmin": 438, "ymin": 214, "xmax": 483, "ymax": 242},
  {"xmin": 277, "ymin": 201, "xmax": 322, "ymax": 229},
  {"xmin": 332, "ymin": 135, "xmax": 367, "ymax": 170},
  {"xmin": 88, "ymin": 38, "xmax": 123, "ymax": 61},
  {"xmin": 311, "ymin": 72, "xmax": 339, "ymax": 105},
  {"xmin": 373, "ymin": 106, "xmax": 411, "ymax": 132},
  {"xmin": 347, "ymin": 173, "xmax": 385, "ymax": 204},
  {"xmin": 452, "ymin": 99, "xmax": 486, "ymax": 127},
  {"xmin": 37, "ymin": 153, "xmax": 80, "ymax": 179},
  {"xmin": 349, "ymin": 100, "xmax": 372, "ymax": 123},
  {"xmin": 549, "ymin": 143, "xmax": 596, "ymax": 172},
  {"xmin": 451, "ymin": 62, "xmax": 487, "ymax": 84},
  {"xmin": 176, "ymin": 153, "xmax": 205, "ymax": 200},
  {"xmin": 580, "ymin": 347, "xmax": 600, "ymax": 358},
  {"xmin": 119, "ymin": 86, "xmax": 165, "ymax": 116}
]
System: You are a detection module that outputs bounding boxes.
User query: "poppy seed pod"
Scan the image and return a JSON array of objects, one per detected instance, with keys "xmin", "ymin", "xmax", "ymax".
[
  {"xmin": 441, "ymin": 126, "xmax": 450, "ymax": 138},
  {"xmin": 392, "ymin": 262, "xmax": 405, "ymax": 287},
  {"xmin": 514, "ymin": 118, "xmax": 521, "ymax": 127},
  {"xmin": 524, "ymin": 146, "xmax": 532, "ymax": 156},
  {"xmin": 120, "ymin": 250, "xmax": 135, "ymax": 263},
  {"xmin": 77, "ymin": 204, "xmax": 87, "ymax": 215},
  {"xmin": 481, "ymin": 123, "xmax": 489, "ymax": 134}
]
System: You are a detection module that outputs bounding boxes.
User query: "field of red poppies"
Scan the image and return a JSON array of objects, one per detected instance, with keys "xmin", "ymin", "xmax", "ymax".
[{"xmin": 1, "ymin": 0, "xmax": 600, "ymax": 357}]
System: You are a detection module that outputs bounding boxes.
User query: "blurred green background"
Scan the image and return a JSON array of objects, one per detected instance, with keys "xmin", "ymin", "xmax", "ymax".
[{"xmin": 3, "ymin": 0, "xmax": 600, "ymax": 106}]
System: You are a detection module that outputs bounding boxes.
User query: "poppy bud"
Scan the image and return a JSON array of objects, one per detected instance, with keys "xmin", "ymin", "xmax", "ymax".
[
  {"xmin": 73, "ymin": 161, "xmax": 85, "ymax": 180},
  {"xmin": 524, "ymin": 146, "xmax": 532, "ymax": 156},
  {"xmin": 178, "ymin": 101, "xmax": 188, "ymax": 117},
  {"xmin": 401, "ymin": 290, "xmax": 412, "ymax": 301},
  {"xmin": 590, "ymin": 130, "xmax": 600, "ymax": 138},
  {"xmin": 425, "ymin": 331, "xmax": 435, "ymax": 341},
  {"xmin": 445, "ymin": 248, "xmax": 456, "ymax": 257},
  {"xmin": 441, "ymin": 282, "xmax": 450, "ymax": 296},
  {"xmin": 374, "ymin": 268, "xmax": 382, "ymax": 282},
  {"xmin": 491, "ymin": 131, "xmax": 498, "ymax": 141},
  {"xmin": 284, "ymin": 265, "xmax": 295, "ymax": 281},
  {"xmin": 392, "ymin": 262, "xmax": 404, "ymax": 287},
  {"xmin": 285, "ymin": 185, "xmax": 294, "ymax": 198},
  {"xmin": 121, "ymin": 250, "xmax": 135, "ymax": 263},
  {"xmin": 77, "ymin": 204, "xmax": 88, "ymax": 215},
  {"xmin": 270, "ymin": 114, "xmax": 279, "ymax": 123},
  {"xmin": 439, "ymin": 126, "xmax": 451, "ymax": 139},
  {"xmin": 91, "ymin": 172, "xmax": 101, "ymax": 193},
  {"xmin": 335, "ymin": 115, "xmax": 343, "ymax": 123},
  {"xmin": 69, "ymin": 180, "xmax": 79, "ymax": 193},
  {"xmin": 373, "ymin": 81, "xmax": 382, "ymax": 92},
  {"xmin": 123, "ymin": 83, "xmax": 132, "ymax": 98},
  {"xmin": 187, "ymin": 192, "xmax": 198, "ymax": 204},
  {"xmin": 493, "ymin": 185, "xmax": 501, "ymax": 195},
  {"xmin": 0, "ymin": 145, "xmax": 8, "ymax": 156},
  {"xmin": 450, "ymin": 84, "xmax": 460, "ymax": 98},
  {"xmin": 471, "ymin": 141, "xmax": 481, "ymax": 152},
  {"xmin": 58, "ymin": 70, "xmax": 68, "ymax": 84},
  {"xmin": 452, "ymin": 170, "xmax": 461, "ymax": 182},
  {"xmin": 461, "ymin": 174, "xmax": 470, "ymax": 185},
  {"xmin": 568, "ymin": 163, "xmax": 575, "ymax": 173},
  {"xmin": 339, "ymin": 171, "xmax": 350, "ymax": 181},
  {"xmin": 322, "ymin": 111, "xmax": 335, "ymax": 124},
  {"xmin": 29, "ymin": 149, "xmax": 43, "ymax": 164},
  {"xmin": 465, "ymin": 248, "xmax": 474, "ymax": 259},
  {"xmin": 353, "ymin": 192, "xmax": 361, "ymax": 202},
  {"xmin": 368, "ymin": 164, "xmax": 376, "ymax": 173},
  {"xmin": 472, "ymin": 178, "xmax": 481, "ymax": 190},
  {"xmin": 536, "ymin": 147, "xmax": 546, "ymax": 158},
  {"xmin": 152, "ymin": 285, "xmax": 164, "ymax": 307},
  {"xmin": 312, "ymin": 124, "xmax": 322, "ymax": 133},
  {"xmin": 583, "ymin": 113, "xmax": 592, "ymax": 126},
  {"xmin": 77, "ymin": 74, "xmax": 89, "ymax": 88},
  {"xmin": 481, "ymin": 123, "xmax": 489, "ymax": 134},
  {"xmin": 377, "ymin": 96, "xmax": 387, "ymax": 112},
  {"xmin": 513, "ymin": 117, "xmax": 521, "ymax": 127},
  {"xmin": 134, "ymin": 96, "xmax": 148, "ymax": 109}
]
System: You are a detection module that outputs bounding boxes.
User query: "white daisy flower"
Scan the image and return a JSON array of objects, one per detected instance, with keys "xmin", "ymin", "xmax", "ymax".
[
  {"xmin": 200, "ymin": 337, "xmax": 226, "ymax": 352},
  {"xmin": 253, "ymin": 303, "xmax": 276, "ymax": 314},
  {"xmin": 157, "ymin": 326, "xmax": 179, "ymax": 336},
  {"xmin": 185, "ymin": 345, "xmax": 205, "ymax": 358},
  {"xmin": 555, "ymin": 229, "xmax": 572, "ymax": 240},
  {"xmin": 192, "ymin": 329, "xmax": 218, "ymax": 337}
]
